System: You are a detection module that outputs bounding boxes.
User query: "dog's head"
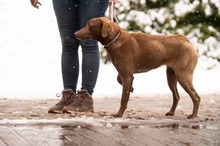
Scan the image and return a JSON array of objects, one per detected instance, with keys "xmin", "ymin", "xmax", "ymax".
[{"xmin": 74, "ymin": 17, "xmax": 121, "ymax": 45}]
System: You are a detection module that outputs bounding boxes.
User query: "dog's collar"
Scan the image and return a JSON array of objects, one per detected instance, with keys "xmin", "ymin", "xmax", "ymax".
[{"xmin": 104, "ymin": 31, "xmax": 120, "ymax": 49}]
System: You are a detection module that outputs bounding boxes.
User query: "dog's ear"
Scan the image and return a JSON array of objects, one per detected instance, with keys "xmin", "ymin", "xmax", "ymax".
[{"xmin": 101, "ymin": 21, "xmax": 113, "ymax": 38}]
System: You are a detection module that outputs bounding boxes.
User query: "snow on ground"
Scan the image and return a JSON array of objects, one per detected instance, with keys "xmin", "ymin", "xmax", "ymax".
[{"xmin": 0, "ymin": 1, "xmax": 219, "ymax": 99}]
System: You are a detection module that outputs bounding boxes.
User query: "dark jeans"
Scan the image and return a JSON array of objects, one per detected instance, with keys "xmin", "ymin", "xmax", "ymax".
[{"xmin": 52, "ymin": 0, "xmax": 108, "ymax": 95}]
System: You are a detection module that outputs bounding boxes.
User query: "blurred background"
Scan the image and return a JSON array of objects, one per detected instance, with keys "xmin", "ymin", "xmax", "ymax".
[{"xmin": 0, "ymin": 0, "xmax": 219, "ymax": 99}]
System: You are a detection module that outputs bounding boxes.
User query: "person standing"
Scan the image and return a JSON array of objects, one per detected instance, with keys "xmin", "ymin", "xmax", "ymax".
[{"xmin": 30, "ymin": 0, "xmax": 117, "ymax": 114}]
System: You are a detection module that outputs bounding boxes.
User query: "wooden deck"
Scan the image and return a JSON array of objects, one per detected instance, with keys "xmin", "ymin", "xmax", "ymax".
[{"xmin": 0, "ymin": 94, "xmax": 219, "ymax": 146}]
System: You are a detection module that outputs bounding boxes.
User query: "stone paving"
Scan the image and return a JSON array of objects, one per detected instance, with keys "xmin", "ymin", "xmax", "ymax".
[{"xmin": 0, "ymin": 94, "xmax": 219, "ymax": 146}]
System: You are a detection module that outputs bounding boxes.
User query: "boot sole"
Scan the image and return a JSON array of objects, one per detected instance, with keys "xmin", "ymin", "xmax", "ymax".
[
  {"xmin": 62, "ymin": 108, "xmax": 94, "ymax": 114},
  {"xmin": 48, "ymin": 109, "xmax": 63, "ymax": 114}
]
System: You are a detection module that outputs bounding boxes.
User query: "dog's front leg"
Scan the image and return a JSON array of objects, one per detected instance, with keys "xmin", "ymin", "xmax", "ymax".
[
  {"xmin": 112, "ymin": 75, "xmax": 134, "ymax": 117},
  {"xmin": 117, "ymin": 74, "xmax": 134, "ymax": 92}
]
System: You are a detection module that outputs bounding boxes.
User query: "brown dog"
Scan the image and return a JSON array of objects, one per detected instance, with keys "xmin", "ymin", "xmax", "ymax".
[{"xmin": 75, "ymin": 17, "xmax": 201, "ymax": 119}]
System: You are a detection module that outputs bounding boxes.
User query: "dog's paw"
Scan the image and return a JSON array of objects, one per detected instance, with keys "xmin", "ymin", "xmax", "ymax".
[
  {"xmin": 165, "ymin": 112, "xmax": 174, "ymax": 116},
  {"xmin": 187, "ymin": 114, "xmax": 197, "ymax": 119},
  {"xmin": 112, "ymin": 113, "xmax": 123, "ymax": 117}
]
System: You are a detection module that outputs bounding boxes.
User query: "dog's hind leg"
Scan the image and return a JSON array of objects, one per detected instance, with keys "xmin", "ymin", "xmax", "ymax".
[
  {"xmin": 165, "ymin": 67, "xmax": 180, "ymax": 116},
  {"xmin": 175, "ymin": 70, "xmax": 201, "ymax": 119}
]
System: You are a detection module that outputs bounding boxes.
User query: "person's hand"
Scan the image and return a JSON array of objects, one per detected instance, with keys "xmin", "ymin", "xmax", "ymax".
[
  {"xmin": 30, "ymin": 0, "xmax": 42, "ymax": 9},
  {"xmin": 109, "ymin": 0, "xmax": 117, "ymax": 4}
]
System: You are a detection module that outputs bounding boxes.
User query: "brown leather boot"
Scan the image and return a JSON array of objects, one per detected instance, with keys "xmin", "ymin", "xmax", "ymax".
[
  {"xmin": 48, "ymin": 89, "xmax": 75, "ymax": 114},
  {"xmin": 62, "ymin": 89, "xmax": 94, "ymax": 113}
]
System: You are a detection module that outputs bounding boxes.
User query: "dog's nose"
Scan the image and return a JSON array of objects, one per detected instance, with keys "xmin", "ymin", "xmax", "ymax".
[
  {"xmin": 74, "ymin": 31, "xmax": 79, "ymax": 38},
  {"xmin": 74, "ymin": 31, "xmax": 82, "ymax": 40},
  {"xmin": 74, "ymin": 31, "xmax": 78, "ymax": 36}
]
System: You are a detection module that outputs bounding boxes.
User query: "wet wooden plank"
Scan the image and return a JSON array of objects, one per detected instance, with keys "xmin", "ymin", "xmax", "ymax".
[
  {"xmin": 0, "ymin": 126, "xmax": 29, "ymax": 146},
  {"xmin": 61, "ymin": 125, "xmax": 103, "ymax": 146},
  {"xmin": 166, "ymin": 126, "xmax": 220, "ymax": 145},
  {"xmin": 13, "ymin": 127, "xmax": 57, "ymax": 146},
  {"xmin": 0, "ymin": 139, "xmax": 6, "ymax": 146},
  {"xmin": 120, "ymin": 126, "xmax": 186, "ymax": 146},
  {"xmin": 145, "ymin": 123, "xmax": 220, "ymax": 146},
  {"xmin": 87, "ymin": 126, "xmax": 154, "ymax": 146}
]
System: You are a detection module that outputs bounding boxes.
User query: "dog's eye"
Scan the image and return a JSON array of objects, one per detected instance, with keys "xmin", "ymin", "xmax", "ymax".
[
  {"xmin": 88, "ymin": 21, "xmax": 94, "ymax": 28},
  {"xmin": 87, "ymin": 21, "xmax": 101, "ymax": 33},
  {"xmin": 88, "ymin": 22, "xmax": 99, "ymax": 32}
]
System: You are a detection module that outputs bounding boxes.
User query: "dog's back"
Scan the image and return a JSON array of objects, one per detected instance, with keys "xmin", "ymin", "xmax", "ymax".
[{"xmin": 128, "ymin": 32, "xmax": 198, "ymax": 72}]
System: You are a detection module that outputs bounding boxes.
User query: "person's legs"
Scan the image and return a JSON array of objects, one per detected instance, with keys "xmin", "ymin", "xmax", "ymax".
[
  {"xmin": 50, "ymin": 0, "xmax": 108, "ymax": 113},
  {"xmin": 79, "ymin": 0, "xmax": 108, "ymax": 95},
  {"xmin": 52, "ymin": 0, "xmax": 80, "ymax": 92}
]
